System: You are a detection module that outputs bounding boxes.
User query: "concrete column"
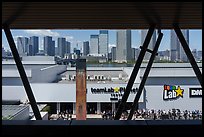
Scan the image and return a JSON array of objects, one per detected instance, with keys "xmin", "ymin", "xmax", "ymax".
[
  {"xmin": 76, "ymin": 59, "xmax": 87, "ymax": 120},
  {"xmin": 73, "ymin": 103, "xmax": 76, "ymax": 114},
  {"xmin": 97, "ymin": 102, "xmax": 101, "ymax": 114},
  {"xmin": 57, "ymin": 102, "xmax": 60, "ymax": 114}
]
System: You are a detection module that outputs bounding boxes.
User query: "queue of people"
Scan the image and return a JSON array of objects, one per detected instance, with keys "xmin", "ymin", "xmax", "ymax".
[
  {"xmin": 101, "ymin": 108, "xmax": 202, "ymax": 120},
  {"xmin": 132, "ymin": 109, "xmax": 202, "ymax": 120},
  {"xmin": 57, "ymin": 111, "xmax": 72, "ymax": 120}
]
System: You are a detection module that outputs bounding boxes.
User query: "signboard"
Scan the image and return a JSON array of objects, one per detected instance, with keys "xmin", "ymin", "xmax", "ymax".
[
  {"xmin": 91, "ymin": 87, "xmax": 138, "ymax": 101},
  {"xmin": 189, "ymin": 88, "xmax": 202, "ymax": 98},
  {"xmin": 163, "ymin": 85, "xmax": 184, "ymax": 100}
]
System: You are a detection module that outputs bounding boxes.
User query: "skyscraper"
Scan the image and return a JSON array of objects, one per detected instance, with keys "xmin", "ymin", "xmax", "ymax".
[
  {"xmin": 141, "ymin": 30, "xmax": 156, "ymax": 61},
  {"xmin": 65, "ymin": 41, "xmax": 71, "ymax": 54},
  {"xmin": 170, "ymin": 29, "xmax": 189, "ymax": 62},
  {"xmin": 44, "ymin": 36, "xmax": 55, "ymax": 56},
  {"xmin": 111, "ymin": 47, "xmax": 116, "ymax": 61},
  {"xmin": 30, "ymin": 36, "xmax": 39, "ymax": 56},
  {"xmin": 83, "ymin": 41, "xmax": 89, "ymax": 56},
  {"xmin": 90, "ymin": 35, "xmax": 99, "ymax": 55},
  {"xmin": 58, "ymin": 37, "xmax": 66, "ymax": 58},
  {"xmin": 99, "ymin": 30, "xmax": 108, "ymax": 57},
  {"xmin": 116, "ymin": 30, "xmax": 131, "ymax": 62},
  {"xmin": 17, "ymin": 37, "xmax": 29, "ymax": 56}
]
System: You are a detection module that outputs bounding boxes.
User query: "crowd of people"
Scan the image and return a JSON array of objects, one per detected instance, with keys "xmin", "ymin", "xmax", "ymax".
[
  {"xmin": 53, "ymin": 108, "xmax": 202, "ymax": 120},
  {"xmin": 57, "ymin": 111, "xmax": 73, "ymax": 120},
  {"xmin": 102, "ymin": 109, "xmax": 202, "ymax": 120}
]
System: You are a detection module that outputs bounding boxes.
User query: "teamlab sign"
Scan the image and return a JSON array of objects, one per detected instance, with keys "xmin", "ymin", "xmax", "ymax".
[{"xmin": 163, "ymin": 85, "xmax": 184, "ymax": 100}]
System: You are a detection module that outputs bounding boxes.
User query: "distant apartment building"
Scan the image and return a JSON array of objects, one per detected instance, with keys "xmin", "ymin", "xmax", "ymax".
[
  {"xmin": 30, "ymin": 36, "xmax": 39, "ymax": 56},
  {"xmin": 99, "ymin": 30, "xmax": 108, "ymax": 57},
  {"xmin": 44, "ymin": 36, "xmax": 55, "ymax": 56},
  {"xmin": 111, "ymin": 47, "xmax": 116, "ymax": 62},
  {"xmin": 57, "ymin": 37, "xmax": 66, "ymax": 58},
  {"xmin": 90, "ymin": 35, "xmax": 99, "ymax": 55},
  {"xmin": 83, "ymin": 41, "xmax": 89, "ymax": 56},
  {"xmin": 116, "ymin": 30, "xmax": 132, "ymax": 63},
  {"xmin": 17, "ymin": 37, "xmax": 29, "ymax": 56},
  {"xmin": 65, "ymin": 41, "xmax": 71, "ymax": 54}
]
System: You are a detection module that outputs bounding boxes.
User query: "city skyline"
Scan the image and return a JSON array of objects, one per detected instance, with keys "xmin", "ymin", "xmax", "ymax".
[{"xmin": 2, "ymin": 29, "xmax": 202, "ymax": 53}]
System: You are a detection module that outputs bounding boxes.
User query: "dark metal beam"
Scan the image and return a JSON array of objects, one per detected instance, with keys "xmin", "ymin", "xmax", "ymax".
[
  {"xmin": 3, "ymin": 24, "xmax": 42, "ymax": 120},
  {"xmin": 114, "ymin": 24, "xmax": 156, "ymax": 120},
  {"xmin": 128, "ymin": 32, "xmax": 163, "ymax": 120},
  {"xmin": 173, "ymin": 24, "xmax": 202, "ymax": 86}
]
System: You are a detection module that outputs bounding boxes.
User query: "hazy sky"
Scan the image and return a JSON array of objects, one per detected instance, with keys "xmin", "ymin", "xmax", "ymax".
[{"xmin": 2, "ymin": 29, "xmax": 202, "ymax": 52}]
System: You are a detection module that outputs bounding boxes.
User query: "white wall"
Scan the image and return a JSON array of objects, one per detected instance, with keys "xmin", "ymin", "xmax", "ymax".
[{"xmin": 2, "ymin": 83, "xmax": 143, "ymax": 103}]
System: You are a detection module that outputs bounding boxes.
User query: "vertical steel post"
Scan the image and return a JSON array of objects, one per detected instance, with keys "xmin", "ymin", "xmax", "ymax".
[
  {"xmin": 127, "ymin": 32, "xmax": 163, "ymax": 120},
  {"xmin": 3, "ymin": 25, "xmax": 42, "ymax": 120},
  {"xmin": 114, "ymin": 24, "xmax": 156, "ymax": 120},
  {"xmin": 173, "ymin": 24, "xmax": 202, "ymax": 86},
  {"xmin": 76, "ymin": 59, "xmax": 87, "ymax": 120}
]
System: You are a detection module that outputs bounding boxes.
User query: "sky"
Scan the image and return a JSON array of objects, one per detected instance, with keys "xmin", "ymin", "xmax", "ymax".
[{"xmin": 2, "ymin": 29, "xmax": 202, "ymax": 53}]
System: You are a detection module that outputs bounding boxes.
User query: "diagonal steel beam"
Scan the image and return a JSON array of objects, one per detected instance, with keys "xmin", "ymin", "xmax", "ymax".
[
  {"xmin": 114, "ymin": 24, "xmax": 156, "ymax": 120},
  {"xmin": 173, "ymin": 24, "xmax": 202, "ymax": 86},
  {"xmin": 127, "ymin": 32, "xmax": 163, "ymax": 120},
  {"xmin": 3, "ymin": 24, "xmax": 42, "ymax": 120}
]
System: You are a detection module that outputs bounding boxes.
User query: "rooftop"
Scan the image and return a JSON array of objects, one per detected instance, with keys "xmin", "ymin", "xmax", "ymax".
[{"xmin": 2, "ymin": 105, "xmax": 29, "ymax": 120}]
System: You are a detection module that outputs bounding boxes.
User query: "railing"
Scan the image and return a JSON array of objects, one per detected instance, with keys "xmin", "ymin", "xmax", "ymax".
[{"xmin": 2, "ymin": 120, "xmax": 202, "ymax": 136}]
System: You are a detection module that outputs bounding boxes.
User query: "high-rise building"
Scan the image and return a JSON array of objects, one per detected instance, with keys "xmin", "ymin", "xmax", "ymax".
[
  {"xmin": 116, "ymin": 30, "xmax": 131, "ymax": 62},
  {"xmin": 83, "ymin": 41, "xmax": 89, "ymax": 56},
  {"xmin": 30, "ymin": 36, "xmax": 39, "ymax": 56},
  {"xmin": 17, "ymin": 37, "xmax": 29, "ymax": 56},
  {"xmin": 90, "ymin": 35, "xmax": 99, "ymax": 55},
  {"xmin": 51, "ymin": 41, "xmax": 55, "ymax": 56},
  {"xmin": 44, "ymin": 36, "xmax": 55, "ymax": 56},
  {"xmin": 28, "ymin": 44, "xmax": 33, "ymax": 56},
  {"xmin": 141, "ymin": 30, "xmax": 156, "ymax": 61},
  {"xmin": 111, "ymin": 47, "xmax": 116, "ymax": 61},
  {"xmin": 99, "ymin": 30, "xmax": 108, "ymax": 57},
  {"xmin": 170, "ymin": 29, "xmax": 189, "ymax": 62},
  {"xmin": 65, "ymin": 41, "xmax": 71, "ymax": 54},
  {"xmin": 108, "ymin": 52, "xmax": 112, "ymax": 61},
  {"xmin": 58, "ymin": 37, "xmax": 66, "ymax": 58}
]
